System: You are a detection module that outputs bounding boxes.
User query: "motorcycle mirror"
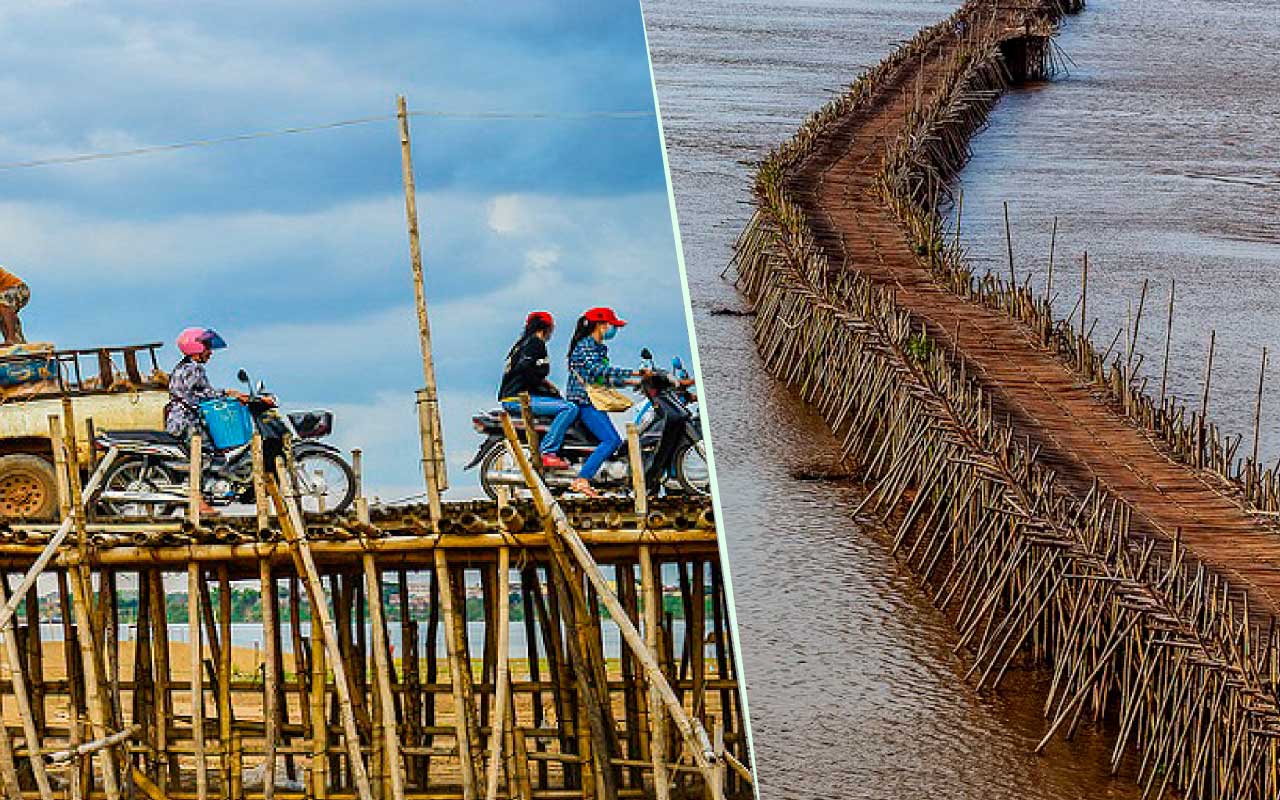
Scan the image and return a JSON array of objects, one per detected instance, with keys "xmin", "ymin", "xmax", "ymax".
[
  {"xmin": 237, "ymin": 369, "xmax": 250, "ymax": 384},
  {"xmin": 640, "ymin": 348, "xmax": 653, "ymax": 360},
  {"xmin": 257, "ymin": 381, "xmax": 266, "ymax": 394}
]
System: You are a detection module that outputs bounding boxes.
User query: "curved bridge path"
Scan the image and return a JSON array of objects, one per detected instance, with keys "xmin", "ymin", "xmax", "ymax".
[{"xmin": 793, "ymin": 6, "xmax": 1280, "ymax": 614}]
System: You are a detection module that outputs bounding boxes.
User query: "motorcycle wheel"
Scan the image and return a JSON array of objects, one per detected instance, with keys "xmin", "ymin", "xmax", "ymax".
[
  {"xmin": 675, "ymin": 440, "xmax": 711, "ymax": 496},
  {"xmin": 292, "ymin": 450, "xmax": 357, "ymax": 514},
  {"xmin": 479, "ymin": 445, "xmax": 533, "ymax": 502},
  {"xmin": 98, "ymin": 458, "xmax": 181, "ymax": 518}
]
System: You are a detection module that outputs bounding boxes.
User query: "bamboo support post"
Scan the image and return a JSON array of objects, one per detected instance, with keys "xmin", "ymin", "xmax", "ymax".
[
  {"xmin": 0, "ymin": 578, "xmax": 52, "ymax": 800},
  {"xmin": 434, "ymin": 548, "xmax": 480, "ymax": 800},
  {"xmin": 397, "ymin": 94, "xmax": 446, "ymax": 522},
  {"xmin": 485, "ymin": 546, "xmax": 513, "ymax": 800},
  {"xmin": 189, "ymin": 561, "xmax": 209, "ymax": 800},
  {"xmin": 260, "ymin": 558, "xmax": 280, "ymax": 800},
  {"xmin": 189, "ymin": 434, "xmax": 203, "ymax": 526},
  {"xmin": 627, "ymin": 423, "xmax": 648, "ymax": 517},
  {"xmin": 363, "ymin": 549, "xmax": 405, "ymax": 800}
]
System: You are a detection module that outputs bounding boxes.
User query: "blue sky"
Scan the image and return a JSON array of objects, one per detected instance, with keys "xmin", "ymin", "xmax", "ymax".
[{"xmin": 0, "ymin": 1, "xmax": 693, "ymax": 498}]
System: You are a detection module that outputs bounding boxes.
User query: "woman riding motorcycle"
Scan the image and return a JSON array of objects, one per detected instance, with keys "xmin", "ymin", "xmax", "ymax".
[
  {"xmin": 565, "ymin": 307, "xmax": 640, "ymax": 497},
  {"xmin": 498, "ymin": 311, "xmax": 576, "ymax": 469},
  {"xmin": 165, "ymin": 327, "xmax": 246, "ymax": 439}
]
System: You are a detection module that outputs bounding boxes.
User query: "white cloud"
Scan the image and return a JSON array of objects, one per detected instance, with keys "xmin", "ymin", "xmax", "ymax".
[
  {"xmin": 525, "ymin": 246, "xmax": 561, "ymax": 270},
  {"xmin": 487, "ymin": 195, "xmax": 532, "ymax": 236}
]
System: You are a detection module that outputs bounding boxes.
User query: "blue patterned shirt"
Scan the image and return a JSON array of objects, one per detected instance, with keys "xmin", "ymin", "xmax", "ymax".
[
  {"xmin": 566, "ymin": 337, "xmax": 631, "ymax": 405},
  {"xmin": 165, "ymin": 358, "xmax": 223, "ymax": 436}
]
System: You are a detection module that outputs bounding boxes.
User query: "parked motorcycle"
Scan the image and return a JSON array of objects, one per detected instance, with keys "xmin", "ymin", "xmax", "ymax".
[
  {"xmin": 468, "ymin": 349, "xmax": 709, "ymax": 500},
  {"xmin": 93, "ymin": 369, "xmax": 356, "ymax": 516}
]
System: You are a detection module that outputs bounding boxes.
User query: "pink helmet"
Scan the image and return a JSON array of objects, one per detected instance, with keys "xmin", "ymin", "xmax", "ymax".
[{"xmin": 176, "ymin": 327, "xmax": 227, "ymax": 357}]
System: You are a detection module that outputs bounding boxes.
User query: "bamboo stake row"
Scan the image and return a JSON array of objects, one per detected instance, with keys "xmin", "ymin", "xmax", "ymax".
[{"xmin": 729, "ymin": 0, "xmax": 1280, "ymax": 795}]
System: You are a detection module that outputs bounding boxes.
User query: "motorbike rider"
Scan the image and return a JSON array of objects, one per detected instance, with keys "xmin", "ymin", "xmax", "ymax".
[
  {"xmin": 499, "ymin": 311, "xmax": 576, "ymax": 469},
  {"xmin": 565, "ymin": 307, "xmax": 640, "ymax": 497},
  {"xmin": 165, "ymin": 327, "xmax": 247, "ymax": 439}
]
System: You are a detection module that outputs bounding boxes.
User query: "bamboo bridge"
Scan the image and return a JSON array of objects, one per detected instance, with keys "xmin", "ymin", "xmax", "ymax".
[
  {"xmin": 0, "ymin": 406, "xmax": 750, "ymax": 799},
  {"xmin": 734, "ymin": 0, "xmax": 1280, "ymax": 797}
]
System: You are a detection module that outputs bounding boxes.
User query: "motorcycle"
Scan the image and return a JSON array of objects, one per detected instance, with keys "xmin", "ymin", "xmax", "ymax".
[
  {"xmin": 93, "ymin": 369, "xmax": 356, "ymax": 516},
  {"xmin": 467, "ymin": 348, "xmax": 709, "ymax": 500}
]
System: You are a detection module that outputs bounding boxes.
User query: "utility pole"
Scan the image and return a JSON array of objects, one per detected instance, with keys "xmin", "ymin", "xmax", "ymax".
[{"xmin": 397, "ymin": 95, "xmax": 446, "ymax": 522}]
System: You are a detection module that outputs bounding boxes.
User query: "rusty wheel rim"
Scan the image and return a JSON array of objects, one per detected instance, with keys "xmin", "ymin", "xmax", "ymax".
[{"xmin": 0, "ymin": 471, "xmax": 46, "ymax": 518}]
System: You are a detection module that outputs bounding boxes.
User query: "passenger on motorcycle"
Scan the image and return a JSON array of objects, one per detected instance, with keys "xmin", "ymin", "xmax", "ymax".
[
  {"xmin": 164, "ymin": 327, "xmax": 247, "ymax": 439},
  {"xmin": 565, "ymin": 307, "xmax": 640, "ymax": 498},
  {"xmin": 499, "ymin": 311, "xmax": 576, "ymax": 470}
]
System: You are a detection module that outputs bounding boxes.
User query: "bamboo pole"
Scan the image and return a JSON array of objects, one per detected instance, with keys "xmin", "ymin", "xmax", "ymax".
[
  {"xmin": 189, "ymin": 561, "xmax": 209, "ymax": 800},
  {"xmin": 260, "ymin": 559, "xmax": 280, "ymax": 800},
  {"xmin": 499, "ymin": 413, "xmax": 722, "ymax": 795},
  {"xmin": 253, "ymin": 432, "xmax": 271, "ymax": 531},
  {"xmin": 1160, "ymin": 279, "xmax": 1175, "ymax": 404},
  {"xmin": 485, "ymin": 547, "xmax": 513, "ymax": 800},
  {"xmin": 627, "ymin": 423, "xmax": 647, "ymax": 517},
  {"xmin": 1199, "ymin": 329, "xmax": 1215, "ymax": 469},
  {"xmin": 434, "ymin": 548, "xmax": 479, "ymax": 800},
  {"xmin": 363, "ymin": 551, "xmax": 405, "ymax": 800},
  {"xmin": 149, "ymin": 569, "xmax": 176, "ymax": 788},
  {"xmin": 268, "ymin": 464, "xmax": 375, "ymax": 800},
  {"xmin": 1045, "ymin": 216, "xmax": 1056, "ymax": 304},
  {"xmin": 1003, "ymin": 201, "xmax": 1014, "ymax": 286},
  {"xmin": 1127, "ymin": 278, "xmax": 1148, "ymax": 375},
  {"xmin": 519, "ymin": 392, "xmax": 543, "ymax": 477},
  {"xmin": 397, "ymin": 94, "xmax": 446, "ymax": 521},
  {"xmin": 1252, "ymin": 347, "xmax": 1268, "ymax": 475},
  {"xmin": 1080, "ymin": 251, "xmax": 1088, "ymax": 341},
  {"xmin": 62, "ymin": 443, "xmax": 122, "ymax": 800},
  {"xmin": 218, "ymin": 564, "xmax": 238, "ymax": 800},
  {"xmin": 0, "ymin": 652, "xmax": 24, "ymax": 800},
  {"xmin": 639, "ymin": 547, "xmax": 670, "ymax": 800},
  {"xmin": 0, "ymin": 578, "xmax": 54, "ymax": 800},
  {"xmin": 189, "ymin": 434, "xmax": 203, "ymax": 526}
]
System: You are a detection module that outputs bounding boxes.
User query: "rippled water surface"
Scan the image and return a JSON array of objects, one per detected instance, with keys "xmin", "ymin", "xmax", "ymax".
[{"xmin": 645, "ymin": 0, "xmax": 1275, "ymax": 797}]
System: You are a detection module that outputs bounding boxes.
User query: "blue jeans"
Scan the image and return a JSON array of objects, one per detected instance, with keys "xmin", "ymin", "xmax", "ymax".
[
  {"xmin": 503, "ymin": 397, "xmax": 577, "ymax": 454},
  {"xmin": 575, "ymin": 404, "xmax": 622, "ymax": 480}
]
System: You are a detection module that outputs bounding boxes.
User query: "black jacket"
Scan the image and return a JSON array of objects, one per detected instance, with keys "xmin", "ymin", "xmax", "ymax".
[{"xmin": 498, "ymin": 334, "xmax": 559, "ymax": 400}]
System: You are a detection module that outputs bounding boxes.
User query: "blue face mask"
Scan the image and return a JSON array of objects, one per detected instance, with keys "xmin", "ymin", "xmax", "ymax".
[{"xmin": 602, "ymin": 325, "xmax": 618, "ymax": 341}]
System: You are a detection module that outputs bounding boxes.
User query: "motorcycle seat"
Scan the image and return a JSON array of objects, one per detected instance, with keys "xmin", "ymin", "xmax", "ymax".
[
  {"xmin": 101, "ymin": 430, "xmax": 186, "ymax": 446},
  {"xmin": 486, "ymin": 406, "xmax": 558, "ymax": 422}
]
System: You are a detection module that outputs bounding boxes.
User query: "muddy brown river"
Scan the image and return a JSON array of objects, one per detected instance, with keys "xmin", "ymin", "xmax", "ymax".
[{"xmin": 644, "ymin": 0, "xmax": 1278, "ymax": 797}]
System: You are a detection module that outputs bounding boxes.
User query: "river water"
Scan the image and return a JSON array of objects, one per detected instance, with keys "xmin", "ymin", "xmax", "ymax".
[{"xmin": 641, "ymin": 0, "xmax": 1279, "ymax": 797}]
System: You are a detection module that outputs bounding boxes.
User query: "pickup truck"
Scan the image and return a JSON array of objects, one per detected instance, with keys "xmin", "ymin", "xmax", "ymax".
[{"xmin": 0, "ymin": 344, "xmax": 168, "ymax": 520}]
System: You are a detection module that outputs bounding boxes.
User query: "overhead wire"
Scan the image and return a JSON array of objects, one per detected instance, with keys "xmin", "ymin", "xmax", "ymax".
[{"xmin": 0, "ymin": 108, "xmax": 655, "ymax": 172}]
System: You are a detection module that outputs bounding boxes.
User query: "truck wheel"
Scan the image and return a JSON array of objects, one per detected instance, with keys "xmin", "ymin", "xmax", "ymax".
[{"xmin": 0, "ymin": 454, "xmax": 59, "ymax": 521}]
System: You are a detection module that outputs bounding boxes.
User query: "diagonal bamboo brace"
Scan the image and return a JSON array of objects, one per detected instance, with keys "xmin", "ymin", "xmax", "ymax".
[
  {"xmin": 0, "ymin": 446, "xmax": 118, "ymax": 632},
  {"xmin": 498, "ymin": 413, "xmax": 723, "ymax": 796},
  {"xmin": 267, "ymin": 461, "xmax": 375, "ymax": 800}
]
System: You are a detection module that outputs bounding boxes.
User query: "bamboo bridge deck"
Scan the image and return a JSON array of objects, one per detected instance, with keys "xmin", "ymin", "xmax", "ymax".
[
  {"xmin": 0, "ymin": 424, "xmax": 749, "ymax": 800},
  {"xmin": 734, "ymin": 0, "xmax": 1280, "ymax": 797},
  {"xmin": 793, "ymin": 1, "xmax": 1280, "ymax": 615}
]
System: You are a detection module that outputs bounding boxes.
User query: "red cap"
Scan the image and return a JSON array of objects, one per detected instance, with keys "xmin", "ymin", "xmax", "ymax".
[
  {"xmin": 526, "ymin": 311, "xmax": 554, "ymax": 328},
  {"xmin": 583, "ymin": 307, "xmax": 627, "ymax": 327}
]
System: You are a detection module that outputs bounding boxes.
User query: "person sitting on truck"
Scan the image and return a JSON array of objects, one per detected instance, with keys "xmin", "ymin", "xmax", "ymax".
[
  {"xmin": 499, "ymin": 311, "xmax": 576, "ymax": 470},
  {"xmin": 0, "ymin": 266, "xmax": 30, "ymax": 346},
  {"xmin": 165, "ymin": 327, "xmax": 246, "ymax": 439}
]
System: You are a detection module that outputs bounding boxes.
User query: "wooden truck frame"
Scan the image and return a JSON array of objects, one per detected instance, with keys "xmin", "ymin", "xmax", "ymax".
[{"xmin": 0, "ymin": 343, "xmax": 168, "ymax": 519}]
